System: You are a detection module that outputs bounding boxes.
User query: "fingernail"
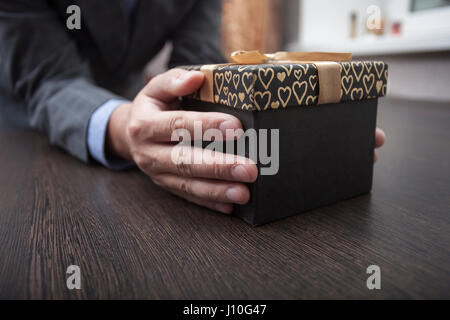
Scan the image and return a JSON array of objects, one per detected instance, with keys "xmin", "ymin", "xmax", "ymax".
[
  {"xmin": 226, "ymin": 187, "xmax": 243, "ymax": 203},
  {"xmin": 231, "ymin": 165, "xmax": 250, "ymax": 182}
]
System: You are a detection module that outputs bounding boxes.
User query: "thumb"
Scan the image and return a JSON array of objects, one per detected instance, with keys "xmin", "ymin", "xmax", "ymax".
[{"xmin": 143, "ymin": 68, "xmax": 205, "ymax": 103}]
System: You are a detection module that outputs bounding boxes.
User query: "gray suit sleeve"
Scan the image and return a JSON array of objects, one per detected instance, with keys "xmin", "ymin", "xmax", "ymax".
[
  {"xmin": 0, "ymin": 0, "xmax": 121, "ymax": 162},
  {"xmin": 168, "ymin": 0, "xmax": 226, "ymax": 67}
]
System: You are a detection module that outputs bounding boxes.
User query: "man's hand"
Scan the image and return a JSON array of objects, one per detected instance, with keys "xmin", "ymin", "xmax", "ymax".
[
  {"xmin": 106, "ymin": 68, "xmax": 386, "ymax": 214},
  {"xmin": 107, "ymin": 69, "xmax": 257, "ymax": 214}
]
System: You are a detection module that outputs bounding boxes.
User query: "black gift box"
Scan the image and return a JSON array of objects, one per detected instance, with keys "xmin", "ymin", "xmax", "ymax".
[{"xmin": 181, "ymin": 59, "xmax": 388, "ymax": 225}]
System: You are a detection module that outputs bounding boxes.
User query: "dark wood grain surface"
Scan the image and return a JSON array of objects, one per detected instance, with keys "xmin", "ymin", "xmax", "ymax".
[{"xmin": 0, "ymin": 97, "xmax": 449, "ymax": 299}]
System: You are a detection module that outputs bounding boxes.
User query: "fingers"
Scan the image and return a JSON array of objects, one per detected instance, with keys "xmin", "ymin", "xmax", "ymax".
[
  {"xmin": 375, "ymin": 128, "xmax": 386, "ymax": 148},
  {"xmin": 168, "ymin": 187, "xmax": 234, "ymax": 214},
  {"xmin": 154, "ymin": 173, "xmax": 250, "ymax": 214},
  {"xmin": 153, "ymin": 174, "xmax": 250, "ymax": 205},
  {"xmin": 130, "ymin": 110, "xmax": 242, "ymax": 142},
  {"xmin": 135, "ymin": 145, "xmax": 258, "ymax": 183},
  {"xmin": 142, "ymin": 69, "xmax": 205, "ymax": 103},
  {"xmin": 374, "ymin": 128, "xmax": 385, "ymax": 163}
]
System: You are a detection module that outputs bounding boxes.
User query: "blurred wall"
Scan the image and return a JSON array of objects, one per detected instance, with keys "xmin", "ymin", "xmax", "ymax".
[
  {"xmin": 282, "ymin": 0, "xmax": 450, "ymax": 102},
  {"xmin": 298, "ymin": 0, "xmax": 380, "ymax": 46},
  {"xmin": 221, "ymin": 0, "xmax": 282, "ymax": 59}
]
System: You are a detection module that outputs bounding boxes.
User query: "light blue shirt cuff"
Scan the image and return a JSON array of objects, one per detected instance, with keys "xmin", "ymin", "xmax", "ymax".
[{"xmin": 87, "ymin": 99, "xmax": 134, "ymax": 170}]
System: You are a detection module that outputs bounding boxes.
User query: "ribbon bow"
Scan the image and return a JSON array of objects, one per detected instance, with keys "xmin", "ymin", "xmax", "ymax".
[{"xmin": 230, "ymin": 50, "xmax": 352, "ymax": 64}]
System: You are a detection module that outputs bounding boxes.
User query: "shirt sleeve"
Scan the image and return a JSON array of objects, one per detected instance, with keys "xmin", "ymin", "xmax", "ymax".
[{"xmin": 87, "ymin": 99, "xmax": 135, "ymax": 170}]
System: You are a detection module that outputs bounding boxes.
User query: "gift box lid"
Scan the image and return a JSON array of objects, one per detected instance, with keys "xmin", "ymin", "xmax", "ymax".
[{"xmin": 181, "ymin": 51, "xmax": 388, "ymax": 111}]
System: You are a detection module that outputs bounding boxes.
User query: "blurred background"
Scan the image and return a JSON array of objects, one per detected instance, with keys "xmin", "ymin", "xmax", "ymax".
[
  {"xmin": 223, "ymin": 0, "xmax": 450, "ymax": 102},
  {"xmin": 150, "ymin": 0, "xmax": 450, "ymax": 103}
]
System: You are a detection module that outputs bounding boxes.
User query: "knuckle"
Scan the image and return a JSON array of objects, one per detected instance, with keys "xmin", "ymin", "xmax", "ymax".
[
  {"xmin": 127, "ymin": 119, "xmax": 144, "ymax": 140},
  {"xmin": 146, "ymin": 154, "xmax": 159, "ymax": 172},
  {"xmin": 176, "ymin": 159, "xmax": 193, "ymax": 177},
  {"xmin": 168, "ymin": 114, "xmax": 186, "ymax": 132},
  {"xmin": 206, "ymin": 187, "xmax": 221, "ymax": 201},
  {"xmin": 173, "ymin": 147, "xmax": 194, "ymax": 176},
  {"xmin": 205, "ymin": 117, "xmax": 223, "ymax": 131},
  {"xmin": 145, "ymin": 125, "xmax": 158, "ymax": 140},
  {"xmin": 133, "ymin": 151, "xmax": 146, "ymax": 168},
  {"xmin": 134, "ymin": 151, "xmax": 158, "ymax": 173},
  {"xmin": 178, "ymin": 179, "xmax": 191, "ymax": 194},
  {"xmin": 150, "ymin": 176, "xmax": 163, "ymax": 187},
  {"xmin": 212, "ymin": 162, "xmax": 228, "ymax": 179}
]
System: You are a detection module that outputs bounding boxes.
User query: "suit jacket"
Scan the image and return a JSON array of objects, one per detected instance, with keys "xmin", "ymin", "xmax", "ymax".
[{"xmin": 0, "ymin": 0, "xmax": 224, "ymax": 162}]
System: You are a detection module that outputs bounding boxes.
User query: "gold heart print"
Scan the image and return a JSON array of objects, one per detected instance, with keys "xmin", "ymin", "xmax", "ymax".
[
  {"xmin": 298, "ymin": 64, "xmax": 309, "ymax": 75},
  {"xmin": 217, "ymin": 65, "xmax": 229, "ymax": 70},
  {"xmin": 277, "ymin": 72, "xmax": 286, "ymax": 82},
  {"xmin": 341, "ymin": 75, "xmax": 354, "ymax": 95},
  {"xmin": 214, "ymin": 73, "xmax": 224, "ymax": 94},
  {"xmin": 363, "ymin": 74, "xmax": 375, "ymax": 94},
  {"xmin": 280, "ymin": 64, "xmax": 293, "ymax": 77},
  {"xmin": 374, "ymin": 61, "xmax": 385, "ymax": 79},
  {"xmin": 351, "ymin": 62, "xmax": 364, "ymax": 82},
  {"xmin": 309, "ymin": 75, "xmax": 318, "ymax": 91},
  {"xmin": 242, "ymin": 72, "xmax": 255, "ymax": 94},
  {"xmin": 254, "ymin": 91, "xmax": 271, "ymax": 111},
  {"xmin": 305, "ymin": 95, "xmax": 317, "ymax": 106},
  {"xmin": 228, "ymin": 93, "xmax": 238, "ymax": 108},
  {"xmin": 216, "ymin": 65, "xmax": 228, "ymax": 70},
  {"xmin": 351, "ymin": 88, "xmax": 364, "ymax": 101},
  {"xmin": 225, "ymin": 71, "xmax": 232, "ymax": 84},
  {"xmin": 241, "ymin": 103, "xmax": 253, "ymax": 111},
  {"xmin": 292, "ymin": 81, "xmax": 307, "ymax": 105},
  {"xmin": 342, "ymin": 63, "xmax": 351, "ymax": 76},
  {"xmin": 293, "ymin": 69, "xmax": 303, "ymax": 80},
  {"xmin": 258, "ymin": 68, "xmax": 275, "ymax": 90},
  {"xmin": 209, "ymin": 60, "xmax": 386, "ymax": 110},
  {"xmin": 376, "ymin": 80, "xmax": 383, "ymax": 94},
  {"xmin": 278, "ymin": 86, "xmax": 292, "ymax": 108},
  {"xmin": 233, "ymin": 74, "xmax": 240, "ymax": 89},
  {"xmin": 271, "ymin": 101, "xmax": 280, "ymax": 109}
]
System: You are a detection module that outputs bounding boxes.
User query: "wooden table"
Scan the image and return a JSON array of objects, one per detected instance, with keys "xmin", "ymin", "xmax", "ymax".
[{"xmin": 0, "ymin": 98, "xmax": 449, "ymax": 299}]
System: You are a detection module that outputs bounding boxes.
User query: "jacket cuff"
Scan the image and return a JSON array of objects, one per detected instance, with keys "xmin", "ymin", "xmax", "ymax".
[{"xmin": 40, "ymin": 78, "xmax": 123, "ymax": 162}]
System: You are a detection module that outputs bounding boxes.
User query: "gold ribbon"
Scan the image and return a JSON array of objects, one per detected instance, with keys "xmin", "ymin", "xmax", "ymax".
[
  {"xmin": 200, "ymin": 51, "xmax": 352, "ymax": 106},
  {"xmin": 231, "ymin": 50, "xmax": 351, "ymax": 105},
  {"xmin": 230, "ymin": 50, "xmax": 352, "ymax": 64}
]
